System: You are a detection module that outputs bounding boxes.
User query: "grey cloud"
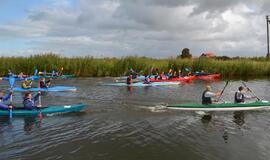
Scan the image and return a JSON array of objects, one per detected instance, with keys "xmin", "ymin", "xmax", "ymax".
[{"xmin": 0, "ymin": 0, "xmax": 269, "ymax": 57}]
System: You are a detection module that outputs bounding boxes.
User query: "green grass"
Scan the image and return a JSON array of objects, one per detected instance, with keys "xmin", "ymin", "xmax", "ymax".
[{"xmin": 1, "ymin": 53, "xmax": 270, "ymax": 78}]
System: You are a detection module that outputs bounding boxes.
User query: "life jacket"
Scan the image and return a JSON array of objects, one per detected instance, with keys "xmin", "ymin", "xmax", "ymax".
[
  {"xmin": 127, "ymin": 77, "xmax": 132, "ymax": 84},
  {"xmin": 235, "ymin": 91, "xmax": 244, "ymax": 103},
  {"xmin": 202, "ymin": 90, "xmax": 212, "ymax": 104},
  {"xmin": 40, "ymin": 80, "xmax": 47, "ymax": 88},
  {"xmin": 23, "ymin": 98, "xmax": 35, "ymax": 110},
  {"xmin": 143, "ymin": 77, "xmax": 150, "ymax": 84}
]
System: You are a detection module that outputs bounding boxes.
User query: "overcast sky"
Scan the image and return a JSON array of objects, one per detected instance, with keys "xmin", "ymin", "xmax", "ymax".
[{"xmin": 0, "ymin": 0, "xmax": 269, "ymax": 57}]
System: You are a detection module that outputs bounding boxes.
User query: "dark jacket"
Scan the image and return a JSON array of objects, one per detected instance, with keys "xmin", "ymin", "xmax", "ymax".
[
  {"xmin": 0, "ymin": 93, "xmax": 12, "ymax": 110},
  {"xmin": 235, "ymin": 91, "xmax": 245, "ymax": 103},
  {"xmin": 40, "ymin": 79, "xmax": 51, "ymax": 88},
  {"xmin": 202, "ymin": 90, "xmax": 212, "ymax": 105},
  {"xmin": 23, "ymin": 93, "xmax": 40, "ymax": 110}
]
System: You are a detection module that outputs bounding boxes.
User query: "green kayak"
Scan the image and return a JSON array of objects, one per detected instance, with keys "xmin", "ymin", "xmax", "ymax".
[
  {"xmin": 0, "ymin": 103, "xmax": 85, "ymax": 116},
  {"xmin": 167, "ymin": 101, "xmax": 270, "ymax": 111}
]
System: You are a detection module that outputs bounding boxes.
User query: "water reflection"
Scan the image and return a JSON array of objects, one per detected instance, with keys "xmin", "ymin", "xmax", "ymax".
[
  {"xmin": 222, "ymin": 130, "xmax": 229, "ymax": 143},
  {"xmin": 127, "ymin": 86, "xmax": 133, "ymax": 92},
  {"xmin": 233, "ymin": 111, "xmax": 245, "ymax": 126},
  {"xmin": 201, "ymin": 113, "xmax": 212, "ymax": 123},
  {"xmin": 23, "ymin": 116, "xmax": 42, "ymax": 133},
  {"xmin": 0, "ymin": 117, "xmax": 13, "ymax": 132}
]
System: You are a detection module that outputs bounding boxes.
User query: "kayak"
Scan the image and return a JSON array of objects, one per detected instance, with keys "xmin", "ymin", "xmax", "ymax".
[
  {"xmin": 12, "ymin": 86, "xmax": 77, "ymax": 92},
  {"xmin": 195, "ymin": 74, "xmax": 221, "ymax": 80},
  {"xmin": 149, "ymin": 76, "xmax": 196, "ymax": 82},
  {"xmin": 31, "ymin": 74, "xmax": 75, "ymax": 80},
  {"xmin": 167, "ymin": 101, "xmax": 270, "ymax": 111},
  {"xmin": 0, "ymin": 103, "xmax": 85, "ymax": 116},
  {"xmin": 104, "ymin": 81, "xmax": 180, "ymax": 87},
  {"xmin": 0, "ymin": 77, "xmax": 28, "ymax": 81},
  {"xmin": 0, "ymin": 74, "xmax": 75, "ymax": 81},
  {"xmin": 118, "ymin": 75, "xmax": 155, "ymax": 80}
]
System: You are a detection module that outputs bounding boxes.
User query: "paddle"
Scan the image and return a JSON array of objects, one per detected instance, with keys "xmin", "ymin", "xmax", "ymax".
[
  {"xmin": 38, "ymin": 78, "xmax": 43, "ymax": 119},
  {"xmin": 8, "ymin": 77, "xmax": 15, "ymax": 118},
  {"xmin": 38, "ymin": 79, "xmax": 41, "ymax": 106},
  {"xmin": 217, "ymin": 81, "xmax": 229, "ymax": 102},
  {"xmin": 34, "ymin": 69, "xmax": 38, "ymax": 76},
  {"xmin": 242, "ymin": 81, "xmax": 261, "ymax": 101},
  {"xmin": 60, "ymin": 67, "xmax": 64, "ymax": 76}
]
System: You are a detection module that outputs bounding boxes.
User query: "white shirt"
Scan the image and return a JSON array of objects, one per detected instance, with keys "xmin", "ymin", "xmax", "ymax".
[{"xmin": 204, "ymin": 91, "xmax": 216, "ymax": 97}]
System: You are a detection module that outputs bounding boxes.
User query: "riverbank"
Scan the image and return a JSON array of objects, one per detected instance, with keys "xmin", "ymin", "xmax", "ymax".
[{"xmin": 1, "ymin": 53, "xmax": 270, "ymax": 78}]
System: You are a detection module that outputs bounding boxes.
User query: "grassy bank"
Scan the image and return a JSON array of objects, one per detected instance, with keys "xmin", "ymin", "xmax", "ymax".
[{"xmin": 1, "ymin": 53, "xmax": 270, "ymax": 78}]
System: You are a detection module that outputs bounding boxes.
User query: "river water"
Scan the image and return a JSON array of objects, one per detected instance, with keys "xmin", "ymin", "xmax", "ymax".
[{"xmin": 1, "ymin": 78, "xmax": 270, "ymax": 160}]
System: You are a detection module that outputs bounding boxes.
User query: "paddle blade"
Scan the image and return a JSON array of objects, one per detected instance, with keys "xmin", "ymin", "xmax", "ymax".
[
  {"xmin": 34, "ymin": 69, "xmax": 38, "ymax": 76},
  {"xmin": 9, "ymin": 77, "xmax": 15, "ymax": 88},
  {"xmin": 9, "ymin": 109, "xmax": 12, "ymax": 118}
]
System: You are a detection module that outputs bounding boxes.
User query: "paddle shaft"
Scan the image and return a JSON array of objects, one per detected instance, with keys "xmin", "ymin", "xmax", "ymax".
[
  {"xmin": 242, "ymin": 82, "xmax": 261, "ymax": 101},
  {"xmin": 38, "ymin": 79, "xmax": 41, "ymax": 106},
  {"xmin": 9, "ymin": 77, "xmax": 15, "ymax": 118},
  {"xmin": 217, "ymin": 81, "xmax": 229, "ymax": 101}
]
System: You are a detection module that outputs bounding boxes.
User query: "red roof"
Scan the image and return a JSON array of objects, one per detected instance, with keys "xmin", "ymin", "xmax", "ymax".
[{"xmin": 201, "ymin": 52, "xmax": 216, "ymax": 57}]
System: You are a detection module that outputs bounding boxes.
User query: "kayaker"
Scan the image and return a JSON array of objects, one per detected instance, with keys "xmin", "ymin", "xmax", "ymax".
[
  {"xmin": 23, "ymin": 92, "xmax": 41, "ymax": 110},
  {"xmin": 202, "ymin": 86, "xmax": 221, "ymax": 104},
  {"xmin": 173, "ymin": 71, "xmax": 177, "ymax": 78},
  {"xmin": 18, "ymin": 72, "xmax": 27, "ymax": 78},
  {"xmin": 179, "ymin": 70, "xmax": 184, "ymax": 77},
  {"xmin": 0, "ymin": 91, "xmax": 13, "ymax": 110},
  {"xmin": 52, "ymin": 70, "xmax": 56, "ymax": 77},
  {"xmin": 167, "ymin": 69, "xmax": 173, "ymax": 79},
  {"xmin": 126, "ymin": 75, "xmax": 132, "ymax": 85},
  {"xmin": 8, "ymin": 70, "xmax": 15, "ymax": 77},
  {"xmin": 40, "ymin": 78, "xmax": 51, "ymax": 88},
  {"xmin": 158, "ymin": 72, "xmax": 165, "ymax": 80},
  {"xmin": 21, "ymin": 79, "xmax": 32, "ymax": 89},
  {"xmin": 143, "ymin": 75, "xmax": 151, "ymax": 84},
  {"xmin": 234, "ymin": 86, "xmax": 256, "ymax": 103},
  {"xmin": 154, "ymin": 72, "xmax": 159, "ymax": 80}
]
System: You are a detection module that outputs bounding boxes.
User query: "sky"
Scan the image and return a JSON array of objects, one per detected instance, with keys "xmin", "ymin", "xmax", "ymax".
[{"xmin": 0, "ymin": 0, "xmax": 269, "ymax": 57}]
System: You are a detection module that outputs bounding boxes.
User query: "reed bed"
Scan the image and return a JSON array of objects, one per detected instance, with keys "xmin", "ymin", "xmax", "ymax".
[{"xmin": 1, "ymin": 53, "xmax": 270, "ymax": 78}]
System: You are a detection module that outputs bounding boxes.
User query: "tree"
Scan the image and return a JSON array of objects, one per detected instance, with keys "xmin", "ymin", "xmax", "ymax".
[{"xmin": 178, "ymin": 48, "xmax": 192, "ymax": 59}]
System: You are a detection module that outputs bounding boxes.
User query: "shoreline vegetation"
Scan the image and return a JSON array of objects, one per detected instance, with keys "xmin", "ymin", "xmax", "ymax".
[{"xmin": 1, "ymin": 53, "xmax": 270, "ymax": 78}]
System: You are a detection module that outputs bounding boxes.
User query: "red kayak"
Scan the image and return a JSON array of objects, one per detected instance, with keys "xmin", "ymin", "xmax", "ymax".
[
  {"xmin": 149, "ymin": 76, "xmax": 196, "ymax": 82},
  {"xmin": 196, "ymin": 74, "xmax": 221, "ymax": 80}
]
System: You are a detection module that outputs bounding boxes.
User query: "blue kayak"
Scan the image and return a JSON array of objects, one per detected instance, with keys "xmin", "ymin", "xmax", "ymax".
[
  {"xmin": 12, "ymin": 86, "xmax": 77, "ymax": 92},
  {"xmin": 104, "ymin": 81, "xmax": 180, "ymax": 87},
  {"xmin": 1, "ymin": 77, "xmax": 27, "ymax": 81},
  {"xmin": 0, "ymin": 75, "xmax": 75, "ymax": 81},
  {"xmin": 0, "ymin": 103, "xmax": 85, "ymax": 116}
]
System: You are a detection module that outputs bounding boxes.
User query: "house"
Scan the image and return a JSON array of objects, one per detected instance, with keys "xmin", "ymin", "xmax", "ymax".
[{"xmin": 200, "ymin": 52, "xmax": 216, "ymax": 58}]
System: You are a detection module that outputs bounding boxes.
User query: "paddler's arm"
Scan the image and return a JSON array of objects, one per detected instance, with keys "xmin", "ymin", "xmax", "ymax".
[
  {"xmin": 205, "ymin": 91, "xmax": 221, "ymax": 98},
  {"xmin": 244, "ymin": 95, "xmax": 258, "ymax": 99},
  {"xmin": 3, "ymin": 92, "xmax": 12, "ymax": 102},
  {"xmin": 215, "ymin": 91, "xmax": 222, "ymax": 97}
]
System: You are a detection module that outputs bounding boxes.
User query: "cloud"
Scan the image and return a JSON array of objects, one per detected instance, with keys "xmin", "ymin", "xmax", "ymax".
[{"xmin": 0, "ymin": 0, "xmax": 268, "ymax": 57}]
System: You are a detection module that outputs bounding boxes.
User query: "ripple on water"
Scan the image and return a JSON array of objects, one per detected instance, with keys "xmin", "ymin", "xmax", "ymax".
[{"xmin": 1, "ymin": 78, "xmax": 270, "ymax": 160}]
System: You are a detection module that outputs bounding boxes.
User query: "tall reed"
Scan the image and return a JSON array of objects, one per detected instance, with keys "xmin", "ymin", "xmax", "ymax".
[{"xmin": 1, "ymin": 53, "xmax": 270, "ymax": 78}]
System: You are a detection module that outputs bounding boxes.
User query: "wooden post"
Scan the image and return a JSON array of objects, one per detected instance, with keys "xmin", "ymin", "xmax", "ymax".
[{"xmin": 267, "ymin": 16, "xmax": 270, "ymax": 58}]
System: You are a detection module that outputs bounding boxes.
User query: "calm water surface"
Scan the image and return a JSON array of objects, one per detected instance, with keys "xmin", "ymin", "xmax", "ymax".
[{"xmin": 1, "ymin": 78, "xmax": 270, "ymax": 160}]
